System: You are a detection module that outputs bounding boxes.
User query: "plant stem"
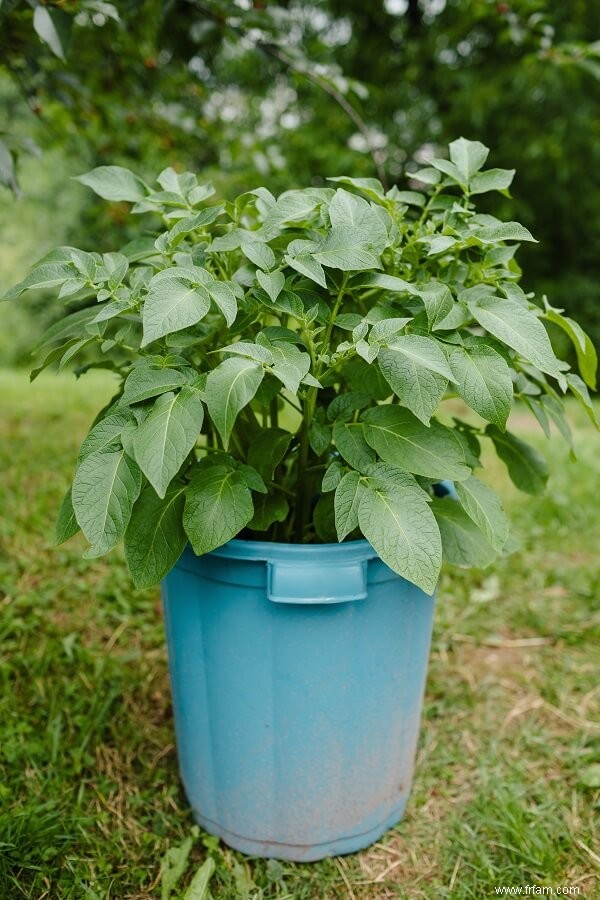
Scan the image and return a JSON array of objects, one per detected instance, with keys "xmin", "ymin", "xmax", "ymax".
[{"xmin": 294, "ymin": 275, "xmax": 348, "ymax": 542}]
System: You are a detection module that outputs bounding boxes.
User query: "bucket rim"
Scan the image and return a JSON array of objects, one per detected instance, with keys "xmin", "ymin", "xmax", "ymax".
[{"xmin": 182, "ymin": 538, "xmax": 378, "ymax": 564}]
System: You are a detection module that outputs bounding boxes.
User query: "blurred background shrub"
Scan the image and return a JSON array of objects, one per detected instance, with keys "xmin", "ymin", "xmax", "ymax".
[{"xmin": 1, "ymin": 0, "xmax": 599, "ymax": 364}]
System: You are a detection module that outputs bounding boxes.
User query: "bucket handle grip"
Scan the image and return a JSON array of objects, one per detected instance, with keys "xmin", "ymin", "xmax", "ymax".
[{"xmin": 267, "ymin": 560, "xmax": 368, "ymax": 605}]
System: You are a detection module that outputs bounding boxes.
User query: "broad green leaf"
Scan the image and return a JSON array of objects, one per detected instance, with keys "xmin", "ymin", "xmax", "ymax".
[
  {"xmin": 334, "ymin": 471, "xmax": 364, "ymax": 541},
  {"xmin": 313, "ymin": 227, "xmax": 382, "ymax": 271},
  {"xmin": 326, "ymin": 175, "xmax": 386, "ymax": 204},
  {"xmin": 327, "ymin": 392, "xmax": 371, "ymax": 423},
  {"xmin": 247, "ymin": 428, "xmax": 292, "ymax": 480},
  {"xmin": 333, "ymin": 421, "xmax": 376, "ymax": 471},
  {"xmin": 362, "ymin": 406, "xmax": 470, "ymax": 481},
  {"xmin": 357, "ymin": 273, "xmax": 418, "ymax": 294},
  {"xmin": 369, "ymin": 318, "xmax": 412, "ymax": 343},
  {"xmin": 314, "ymin": 493, "xmax": 337, "ymax": 541},
  {"xmin": 470, "ymin": 296, "xmax": 561, "ymax": 377},
  {"xmin": 130, "ymin": 387, "xmax": 204, "ymax": 498},
  {"xmin": 122, "ymin": 366, "xmax": 193, "ymax": 405},
  {"xmin": 566, "ymin": 374, "xmax": 599, "ymax": 427},
  {"xmin": 432, "ymin": 499, "xmax": 496, "ymax": 568},
  {"xmin": 284, "ymin": 252, "xmax": 327, "ymax": 289},
  {"xmin": 158, "ymin": 830, "xmax": 195, "ymax": 900},
  {"xmin": 248, "ymin": 493, "xmax": 289, "ymax": 531},
  {"xmin": 358, "ymin": 469, "xmax": 442, "ymax": 593},
  {"xmin": 308, "ymin": 419, "xmax": 331, "ymax": 456},
  {"xmin": 418, "ymin": 284, "xmax": 454, "ymax": 329},
  {"xmin": 4, "ymin": 262, "xmax": 77, "ymax": 300},
  {"xmin": 206, "ymin": 281, "xmax": 237, "ymax": 327},
  {"xmin": 543, "ymin": 308, "xmax": 597, "ymax": 389},
  {"xmin": 125, "ymin": 483, "xmax": 187, "ymax": 588},
  {"xmin": 447, "ymin": 344, "xmax": 513, "ymax": 429},
  {"xmin": 322, "ymin": 460, "xmax": 345, "ymax": 492},
  {"xmin": 455, "ymin": 475, "xmax": 509, "ymax": 551},
  {"xmin": 79, "ymin": 412, "xmax": 132, "ymax": 460},
  {"xmin": 268, "ymin": 341, "xmax": 311, "ymax": 394},
  {"xmin": 241, "ymin": 240, "xmax": 276, "ymax": 271},
  {"xmin": 33, "ymin": 6, "xmax": 68, "ymax": 60},
  {"xmin": 474, "ymin": 222, "xmax": 537, "ymax": 244},
  {"xmin": 142, "ymin": 277, "xmax": 211, "ymax": 345},
  {"xmin": 183, "ymin": 466, "xmax": 254, "ymax": 554},
  {"xmin": 449, "ymin": 137, "xmax": 489, "ymax": 180},
  {"xmin": 56, "ymin": 487, "xmax": 80, "ymax": 544},
  {"xmin": 205, "ymin": 357, "xmax": 264, "ymax": 448},
  {"xmin": 74, "ymin": 166, "xmax": 147, "ymax": 202},
  {"xmin": 72, "ymin": 448, "xmax": 142, "ymax": 555},
  {"xmin": 328, "ymin": 189, "xmax": 388, "ymax": 246},
  {"xmin": 429, "ymin": 157, "xmax": 466, "ymax": 186},
  {"xmin": 34, "ymin": 306, "xmax": 99, "ymax": 349},
  {"xmin": 539, "ymin": 394, "xmax": 575, "ymax": 450},
  {"xmin": 469, "ymin": 168, "xmax": 515, "ymax": 195},
  {"xmin": 257, "ymin": 270, "xmax": 285, "ymax": 302},
  {"xmin": 487, "ymin": 425, "xmax": 549, "ymax": 495},
  {"xmin": 378, "ymin": 335, "xmax": 455, "ymax": 424},
  {"xmin": 183, "ymin": 858, "xmax": 216, "ymax": 900}
]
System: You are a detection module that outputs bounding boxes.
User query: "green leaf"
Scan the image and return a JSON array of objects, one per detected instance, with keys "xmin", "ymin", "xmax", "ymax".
[
  {"xmin": 322, "ymin": 460, "xmax": 345, "ymax": 492},
  {"xmin": 326, "ymin": 176, "xmax": 386, "ymax": 204},
  {"xmin": 378, "ymin": 335, "xmax": 455, "ymax": 424},
  {"xmin": 142, "ymin": 277, "xmax": 211, "ymax": 345},
  {"xmin": 74, "ymin": 166, "xmax": 147, "ymax": 202},
  {"xmin": 205, "ymin": 357, "xmax": 264, "ymax": 448},
  {"xmin": 79, "ymin": 412, "xmax": 132, "ymax": 460},
  {"xmin": 432, "ymin": 499, "xmax": 496, "ymax": 568},
  {"xmin": 543, "ymin": 308, "xmax": 597, "ymax": 389},
  {"xmin": 358, "ymin": 467, "xmax": 442, "ymax": 593},
  {"xmin": 313, "ymin": 493, "xmax": 337, "ymax": 542},
  {"xmin": 247, "ymin": 428, "xmax": 292, "ymax": 481},
  {"xmin": 358, "ymin": 273, "xmax": 418, "ymax": 295},
  {"xmin": 487, "ymin": 426, "xmax": 549, "ymax": 495},
  {"xmin": 308, "ymin": 419, "xmax": 331, "ymax": 456},
  {"xmin": 56, "ymin": 487, "xmax": 80, "ymax": 545},
  {"xmin": 241, "ymin": 240, "xmax": 276, "ymax": 271},
  {"xmin": 248, "ymin": 493, "xmax": 289, "ymax": 531},
  {"xmin": 566, "ymin": 374, "xmax": 599, "ymax": 427},
  {"xmin": 130, "ymin": 387, "xmax": 204, "ymax": 498},
  {"xmin": 159, "ymin": 830, "xmax": 197, "ymax": 900},
  {"xmin": 455, "ymin": 475, "xmax": 509, "ymax": 551},
  {"xmin": 328, "ymin": 188, "xmax": 388, "ymax": 245},
  {"xmin": 418, "ymin": 284, "xmax": 454, "ymax": 329},
  {"xmin": 206, "ymin": 281, "xmax": 237, "ymax": 327},
  {"xmin": 313, "ymin": 227, "xmax": 382, "ymax": 271},
  {"xmin": 334, "ymin": 471, "xmax": 365, "ymax": 541},
  {"xmin": 333, "ymin": 421, "xmax": 375, "ymax": 471},
  {"xmin": 284, "ymin": 249, "xmax": 327, "ymax": 288},
  {"xmin": 469, "ymin": 168, "xmax": 515, "ymax": 195},
  {"xmin": 33, "ymin": 6, "xmax": 68, "ymax": 60},
  {"xmin": 474, "ymin": 222, "xmax": 537, "ymax": 244},
  {"xmin": 72, "ymin": 448, "xmax": 142, "ymax": 555},
  {"xmin": 362, "ymin": 406, "xmax": 470, "ymax": 481},
  {"xmin": 448, "ymin": 137, "xmax": 489, "ymax": 180},
  {"xmin": 183, "ymin": 858, "xmax": 216, "ymax": 900},
  {"xmin": 34, "ymin": 306, "xmax": 99, "ymax": 349},
  {"xmin": 429, "ymin": 157, "xmax": 466, "ymax": 186},
  {"xmin": 470, "ymin": 296, "xmax": 561, "ymax": 377},
  {"xmin": 447, "ymin": 344, "xmax": 513, "ymax": 429},
  {"xmin": 4, "ymin": 262, "xmax": 77, "ymax": 300},
  {"xmin": 327, "ymin": 392, "xmax": 370, "ymax": 423},
  {"xmin": 122, "ymin": 366, "xmax": 193, "ymax": 405},
  {"xmin": 256, "ymin": 270, "xmax": 285, "ymax": 302},
  {"xmin": 125, "ymin": 483, "xmax": 187, "ymax": 588},
  {"xmin": 183, "ymin": 466, "xmax": 254, "ymax": 554}
]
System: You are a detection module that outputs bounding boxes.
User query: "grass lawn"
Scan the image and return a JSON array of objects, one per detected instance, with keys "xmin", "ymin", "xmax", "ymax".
[{"xmin": 0, "ymin": 368, "xmax": 598, "ymax": 899}]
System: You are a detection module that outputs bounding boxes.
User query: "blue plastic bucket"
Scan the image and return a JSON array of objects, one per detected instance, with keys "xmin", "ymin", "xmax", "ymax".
[{"xmin": 162, "ymin": 537, "xmax": 436, "ymax": 861}]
